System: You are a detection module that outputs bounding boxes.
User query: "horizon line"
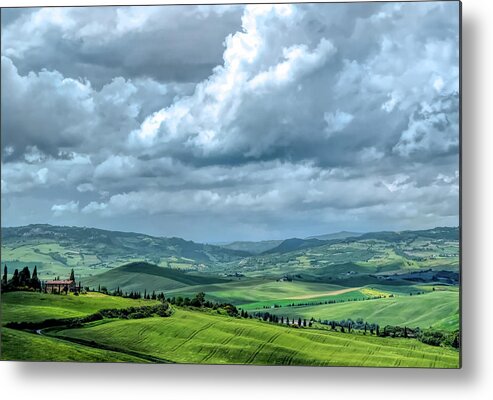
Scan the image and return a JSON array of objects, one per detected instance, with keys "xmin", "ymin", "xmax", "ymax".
[{"xmin": 0, "ymin": 222, "xmax": 460, "ymax": 245}]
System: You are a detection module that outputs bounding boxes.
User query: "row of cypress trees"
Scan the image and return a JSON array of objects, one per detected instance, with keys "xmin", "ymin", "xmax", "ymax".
[{"xmin": 1, "ymin": 264, "xmax": 41, "ymax": 291}]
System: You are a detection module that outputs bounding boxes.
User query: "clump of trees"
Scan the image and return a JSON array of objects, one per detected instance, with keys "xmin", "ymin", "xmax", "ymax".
[
  {"xmin": 320, "ymin": 318, "xmax": 380, "ymax": 334},
  {"xmin": 318, "ymin": 319, "xmax": 459, "ymax": 349},
  {"xmin": 415, "ymin": 328, "xmax": 460, "ymax": 349},
  {"xmin": 167, "ymin": 292, "xmax": 239, "ymax": 317},
  {"xmin": 1, "ymin": 264, "xmax": 41, "ymax": 292}
]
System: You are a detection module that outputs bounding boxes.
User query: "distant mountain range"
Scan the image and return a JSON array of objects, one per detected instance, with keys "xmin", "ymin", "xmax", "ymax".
[
  {"xmin": 261, "ymin": 227, "xmax": 459, "ymax": 255},
  {"xmin": 1, "ymin": 224, "xmax": 459, "ymax": 268},
  {"xmin": 218, "ymin": 232, "xmax": 362, "ymax": 254},
  {"xmin": 1, "ymin": 224, "xmax": 459, "ymax": 288}
]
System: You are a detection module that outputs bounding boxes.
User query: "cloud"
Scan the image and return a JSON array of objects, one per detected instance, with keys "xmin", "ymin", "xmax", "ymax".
[
  {"xmin": 1, "ymin": 6, "xmax": 243, "ymax": 87},
  {"xmin": 393, "ymin": 93, "xmax": 459, "ymax": 158},
  {"xmin": 324, "ymin": 110, "xmax": 354, "ymax": 135},
  {"xmin": 248, "ymin": 39, "xmax": 336, "ymax": 92},
  {"xmin": 1, "ymin": 2, "xmax": 460, "ymax": 241},
  {"xmin": 1, "ymin": 56, "xmax": 184, "ymax": 162},
  {"xmin": 81, "ymin": 201, "xmax": 108, "ymax": 214},
  {"xmin": 51, "ymin": 200, "xmax": 79, "ymax": 217},
  {"xmin": 76, "ymin": 183, "xmax": 95, "ymax": 193}
]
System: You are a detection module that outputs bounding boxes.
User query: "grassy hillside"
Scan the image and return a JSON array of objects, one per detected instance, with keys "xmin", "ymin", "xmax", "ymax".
[
  {"xmin": 0, "ymin": 328, "xmax": 150, "ymax": 362},
  {"xmin": 251, "ymin": 289, "xmax": 459, "ymax": 331},
  {"xmin": 83, "ymin": 262, "xmax": 230, "ymax": 292},
  {"xmin": 166, "ymin": 279, "xmax": 366, "ymax": 305},
  {"xmin": 0, "ymin": 225, "xmax": 460, "ymax": 367},
  {"xmin": 1, "ymin": 225, "xmax": 459, "ymax": 285},
  {"xmin": 219, "ymin": 240, "xmax": 282, "ymax": 254},
  {"xmin": 52, "ymin": 308, "xmax": 459, "ymax": 367},
  {"xmin": 1, "ymin": 224, "xmax": 248, "ymax": 278},
  {"xmin": 306, "ymin": 231, "xmax": 362, "ymax": 240},
  {"xmin": 1, "ymin": 291, "xmax": 158, "ymax": 324},
  {"xmin": 223, "ymin": 227, "xmax": 459, "ymax": 279},
  {"xmin": 262, "ymin": 238, "xmax": 327, "ymax": 255}
]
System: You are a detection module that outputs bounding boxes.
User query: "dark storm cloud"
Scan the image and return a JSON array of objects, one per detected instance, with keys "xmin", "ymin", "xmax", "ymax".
[
  {"xmin": 2, "ymin": 6, "xmax": 243, "ymax": 88},
  {"xmin": 0, "ymin": 7, "xmax": 35, "ymax": 26},
  {"xmin": 1, "ymin": 2, "xmax": 460, "ymax": 241}
]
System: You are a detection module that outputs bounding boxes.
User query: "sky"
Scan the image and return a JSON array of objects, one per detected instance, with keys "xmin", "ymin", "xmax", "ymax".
[{"xmin": 0, "ymin": 2, "xmax": 460, "ymax": 242}]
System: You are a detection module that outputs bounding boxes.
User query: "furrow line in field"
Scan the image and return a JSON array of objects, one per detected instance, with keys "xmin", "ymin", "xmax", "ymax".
[{"xmin": 171, "ymin": 321, "xmax": 217, "ymax": 352}]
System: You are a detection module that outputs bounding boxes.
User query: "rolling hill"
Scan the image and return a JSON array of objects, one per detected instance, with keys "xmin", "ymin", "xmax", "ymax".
[
  {"xmin": 262, "ymin": 238, "xmax": 327, "ymax": 254},
  {"xmin": 2, "ymin": 292, "xmax": 459, "ymax": 367},
  {"xmin": 248, "ymin": 288, "xmax": 459, "ymax": 331},
  {"xmin": 306, "ymin": 231, "xmax": 362, "ymax": 240},
  {"xmin": 1, "ymin": 224, "xmax": 249, "ymax": 278},
  {"xmin": 82, "ymin": 262, "xmax": 230, "ymax": 292},
  {"xmin": 51, "ymin": 308, "xmax": 458, "ymax": 367},
  {"xmin": 219, "ymin": 240, "xmax": 282, "ymax": 254}
]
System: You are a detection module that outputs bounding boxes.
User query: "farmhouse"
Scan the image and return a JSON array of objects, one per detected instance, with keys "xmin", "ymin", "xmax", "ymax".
[{"xmin": 45, "ymin": 278, "xmax": 76, "ymax": 294}]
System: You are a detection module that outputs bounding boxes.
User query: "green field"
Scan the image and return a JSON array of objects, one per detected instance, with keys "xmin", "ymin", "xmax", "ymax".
[
  {"xmin": 1, "ymin": 292, "xmax": 158, "ymax": 324},
  {"xmin": 51, "ymin": 308, "xmax": 459, "ymax": 368},
  {"xmin": 1, "ymin": 327, "xmax": 150, "ymax": 362},
  {"xmin": 166, "ymin": 279, "xmax": 352, "ymax": 304},
  {"xmin": 250, "ymin": 290, "xmax": 459, "ymax": 331},
  {"xmin": 1, "ymin": 225, "xmax": 460, "ymax": 367},
  {"xmin": 82, "ymin": 262, "xmax": 229, "ymax": 292},
  {"xmin": 0, "ymin": 292, "xmax": 459, "ymax": 367}
]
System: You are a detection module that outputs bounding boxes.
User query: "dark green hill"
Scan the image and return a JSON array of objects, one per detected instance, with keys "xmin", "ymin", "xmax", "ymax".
[
  {"xmin": 83, "ymin": 262, "xmax": 230, "ymax": 292},
  {"xmin": 262, "ymin": 238, "xmax": 327, "ymax": 254},
  {"xmin": 306, "ymin": 231, "xmax": 362, "ymax": 241},
  {"xmin": 219, "ymin": 240, "xmax": 282, "ymax": 254}
]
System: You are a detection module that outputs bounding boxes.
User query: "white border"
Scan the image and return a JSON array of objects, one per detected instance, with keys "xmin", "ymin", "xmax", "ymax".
[{"xmin": 1, "ymin": 0, "xmax": 492, "ymax": 399}]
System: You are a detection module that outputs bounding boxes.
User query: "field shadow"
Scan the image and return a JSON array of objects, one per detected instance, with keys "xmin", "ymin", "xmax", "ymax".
[{"xmin": 4, "ymin": 6, "xmax": 480, "ymax": 390}]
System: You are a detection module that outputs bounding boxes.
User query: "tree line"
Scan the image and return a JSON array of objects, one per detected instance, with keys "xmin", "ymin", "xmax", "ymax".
[
  {"xmin": 259, "ymin": 294, "xmax": 394, "ymax": 310},
  {"xmin": 93, "ymin": 285, "xmax": 167, "ymax": 301},
  {"xmin": 93, "ymin": 287, "xmax": 241, "ymax": 317},
  {"xmin": 6, "ymin": 303, "xmax": 172, "ymax": 332},
  {"xmin": 245, "ymin": 311, "xmax": 459, "ymax": 349}
]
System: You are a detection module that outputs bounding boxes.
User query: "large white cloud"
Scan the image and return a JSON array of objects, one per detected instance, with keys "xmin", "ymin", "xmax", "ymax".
[{"xmin": 1, "ymin": 56, "xmax": 184, "ymax": 161}]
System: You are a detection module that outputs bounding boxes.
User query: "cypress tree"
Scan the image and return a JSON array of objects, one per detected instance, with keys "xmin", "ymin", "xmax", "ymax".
[
  {"xmin": 31, "ymin": 265, "xmax": 40, "ymax": 290},
  {"xmin": 69, "ymin": 269, "xmax": 75, "ymax": 281},
  {"xmin": 11, "ymin": 269, "xmax": 20, "ymax": 287},
  {"xmin": 2, "ymin": 265, "xmax": 7, "ymax": 286},
  {"xmin": 19, "ymin": 266, "xmax": 31, "ymax": 286}
]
